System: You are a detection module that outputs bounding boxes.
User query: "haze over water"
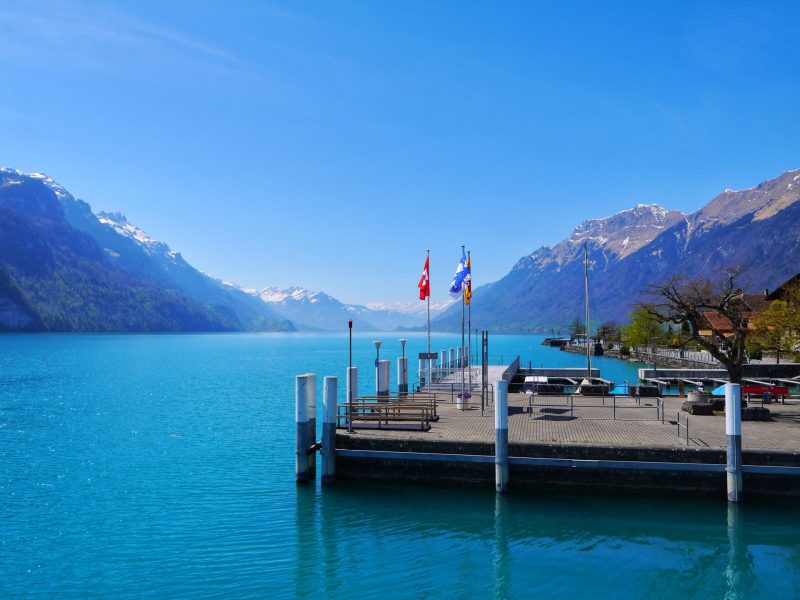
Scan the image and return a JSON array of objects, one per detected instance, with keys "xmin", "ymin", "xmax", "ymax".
[{"xmin": 1, "ymin": 333, "xmax": 798, "ymax": 598}]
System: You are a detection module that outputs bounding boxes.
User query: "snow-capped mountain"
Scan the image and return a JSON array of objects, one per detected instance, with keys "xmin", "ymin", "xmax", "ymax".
[
  {"xmin": 0, "ymin": 168, "xmax": 293, "ymax": 332},
  {"xmin": 434, "ymin": 168, "xmax": 800, "ymax": 331},
  {"xmin": 253, "ymin": 286, "xmax": 447, "ymax": 331}
]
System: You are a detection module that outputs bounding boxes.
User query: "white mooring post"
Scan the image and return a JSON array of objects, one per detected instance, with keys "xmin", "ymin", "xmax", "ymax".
[
  {"xmin": 346, "ymin": 367, "xmax": 358, "ymax": 432},
  {"xmin": 322, "ymin": 376, "xmax": 337, "ymax": 485},
  {"xmin": 495, "ymin": 379, "xmax": 509, "ymax": 493},
  {"xmin": 456, "ymin": 346, "xmax": 463, "ymax": 369},
  {"xmin": 398, "ymin": 356, "xmax": 408, "ymax": 396},
  {"xmin": 377, "ymin": 360, "xmax": 390, "ymax": 397},
  {"xmin": 418, "ymin": 358, "xmax": 426, "ymax": 389},
  {"xmin": 449, "ymin": 348, "xmax": 456, "ymax": 370},
  {"xmin": 295, "ymin": 374, "xmax": 316, "ymax": 483},
  {"xmin": 440, "ymin": 351, "xmax": 448, "ymax": 376},
  {"xmin": 725, "ymin": 383, "xmax": 743, "ymax": 502}
]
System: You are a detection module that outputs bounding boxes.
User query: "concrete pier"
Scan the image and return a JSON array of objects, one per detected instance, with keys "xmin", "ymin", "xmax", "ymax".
[
  {"xmin": 295, "ymin": 374, "xmax": 316, "ymax": 483},
  {"xmin": 726, "ymin": 383, "xmax": 743, "ymax": 502},
  {"xmin": 495, "ymin": 380, "xmax": 509, "ymax": 493},
  {"xmin": 398, "ymin": 357, "xmax": 408, "ymax": 396},
  {"xmin": 377, "ymin": 360, "xmax": 390, "ymax": 397},
  {"xmin": 322, "ymin": 376, "xmax": 337, "ymax": 485}
]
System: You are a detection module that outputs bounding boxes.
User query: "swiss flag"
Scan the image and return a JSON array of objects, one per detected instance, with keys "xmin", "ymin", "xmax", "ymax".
[{"xmin": 418, "ymin": 255, "xmax": 430, "ymax": 300}]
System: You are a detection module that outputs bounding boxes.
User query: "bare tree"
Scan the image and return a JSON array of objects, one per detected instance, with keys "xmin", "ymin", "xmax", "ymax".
[{"xmin": 642, "ymin": 268, "xmax": 759, "ymax": 383}]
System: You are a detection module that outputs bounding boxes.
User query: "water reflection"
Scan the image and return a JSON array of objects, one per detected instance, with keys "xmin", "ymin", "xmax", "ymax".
[{"xmin": 296, "ymin": 482, "xmax": 799, "ymax": 599}]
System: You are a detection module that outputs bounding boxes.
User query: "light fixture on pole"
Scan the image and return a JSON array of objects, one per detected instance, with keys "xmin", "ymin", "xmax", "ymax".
[{"xmin": 399, "ymin": 338, "xmax": 407, "ymax": 359}]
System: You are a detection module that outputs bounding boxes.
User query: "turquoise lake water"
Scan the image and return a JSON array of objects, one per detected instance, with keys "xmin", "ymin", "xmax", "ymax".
[{"xmin": 1, "ymin": 332, "xmax": 798, "ymax": 598}]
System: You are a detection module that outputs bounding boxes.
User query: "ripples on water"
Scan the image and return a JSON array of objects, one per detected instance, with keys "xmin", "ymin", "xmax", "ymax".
[{"xmin": 0, "ymin": 333, "xmax": 798, "ymax": 599}]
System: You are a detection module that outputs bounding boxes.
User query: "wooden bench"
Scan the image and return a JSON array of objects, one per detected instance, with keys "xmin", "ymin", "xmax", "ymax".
[
  {"xmin": 357, "ymin": 395, "xmax": 439, "ymax": 420},
  {"xmin": 337, "ymin": 402, "xmax": 432, "ymax": 431}
]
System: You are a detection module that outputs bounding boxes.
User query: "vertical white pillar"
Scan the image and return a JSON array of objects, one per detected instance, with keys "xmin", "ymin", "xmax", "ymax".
[
  {"xmin": 418, "ymin": 358, "xmax": 426, "ymax": 389},
  {"xmin": 449, "ymin": 348, "xmax": 456, "ymax": 370},
  {"xmin": 295, "ymin": 374, "xmax": 316, "ymax": 483},
  {"xmin": 725, "ymin": 383, "xmax": 743, "ymax": 502},
  {"xmin": 398, "ymin": 356, "xmax": 408, "ymax": 396},
  {"xmin": 377, "ymin": 360, "xmax": 390, "ymax": 397},
  {"xmin": 495, "ymin": 379, "xmax": 509, "ymax": 493},
  {"xmin": 440, "ymin": 351, "xmax": 448, "ymax": 376},
  {"xmin": 322, "ymin": 376, "xmax": 337, "ymax": 485},
  {"xmin": 346, "ymin": 367, "xmax": 358, "ymax": 432},
  {"xmin": 456, "ymin": 347, "xmax": 463, "ymax": 369}
]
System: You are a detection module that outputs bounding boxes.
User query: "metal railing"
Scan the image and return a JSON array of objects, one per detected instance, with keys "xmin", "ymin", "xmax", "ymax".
[
  {"xmin": 527, "ymin": 394, "xmax": 664, "ymax": 422},
  {"xmin": 676, "ymin": 411, "xmax": 690, "ymax": 444}
]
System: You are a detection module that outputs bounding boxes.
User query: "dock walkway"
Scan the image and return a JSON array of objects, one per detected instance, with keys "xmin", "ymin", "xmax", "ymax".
[{"xmin": 339, "ymin": 393, "xmax": 800, "ymax": 452}]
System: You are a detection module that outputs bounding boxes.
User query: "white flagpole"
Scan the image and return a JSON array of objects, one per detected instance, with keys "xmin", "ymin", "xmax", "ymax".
[
  {"xmin": 467, "ymin": 250, "xmax": 472, "ymax": 395},
  {"xmin": 460, "ymin": 245, "xmax": 465, "ymax": 402},
  {"xmin": 427, "ymin": 249, "xmax": 431, "ymax": 387}
]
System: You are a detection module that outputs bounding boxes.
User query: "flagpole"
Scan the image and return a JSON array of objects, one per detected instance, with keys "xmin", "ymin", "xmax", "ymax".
[
  {"xmin": 584, "ymin": 243, "xmax": 592, "ymax": 382},
  {"xmin": 467, "ymin": 250, "xmax": 472, "ymax": 395},
  {"xmin": 426, "ymin": 249, "xmax": 431, "ymax": 387},
  {"xmin": 460, "ymin": 245, "xmax": 465, "ymax": 402}
]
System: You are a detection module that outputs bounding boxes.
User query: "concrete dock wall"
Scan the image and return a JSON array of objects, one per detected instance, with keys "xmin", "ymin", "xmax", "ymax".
[{"xmin": 335, "ymin": 435, "xmax": 800, "ymax": 498}]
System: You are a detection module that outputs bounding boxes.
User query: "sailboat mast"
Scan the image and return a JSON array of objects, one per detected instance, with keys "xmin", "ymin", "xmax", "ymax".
[{"xmin": 584, "ymin": 243, "xmax": 591, "ymax": 381}]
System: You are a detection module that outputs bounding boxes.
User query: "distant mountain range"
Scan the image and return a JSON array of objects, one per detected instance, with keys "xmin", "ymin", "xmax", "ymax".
[
  {"xmin": 0, "ymin": 168, "xmax": 295, "ymax": 332},
  {"xmin": 0, "ymin": 168, "xmax": 445, "ymax": 332},
  {"xmin": 433, "ymin": 168, "xmax": 800, "ymax": 332},
  {"xmin": 3, "ymin": 166, "xmax": 798, "ymax": 333},
  {"xmin": 230, "ymin": 285, "xmax": 451, "ymax": 332}
]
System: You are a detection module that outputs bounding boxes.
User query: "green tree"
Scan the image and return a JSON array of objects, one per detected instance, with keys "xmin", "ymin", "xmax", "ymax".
[
  {"xmin": 749, "ymin": 283, "xmax": 800, "ymax": 363},
  {"xmin": 623, "ymin": 307, "xmax": 664, "ymax": 346}
]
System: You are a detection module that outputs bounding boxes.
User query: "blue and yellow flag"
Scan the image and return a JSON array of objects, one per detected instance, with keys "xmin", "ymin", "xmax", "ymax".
[{"xmin": 464, "ymin": 253, "xmax": 472, "ymax": 305}]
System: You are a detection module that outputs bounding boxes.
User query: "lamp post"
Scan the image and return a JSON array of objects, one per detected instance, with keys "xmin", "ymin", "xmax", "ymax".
[
  {"xmin": 374, "ymin": 340, "xmax": 382, "ymax": 396},
  {"xmin": 399, "ymin": 338, "xmax": 407, "ymax": 359}
]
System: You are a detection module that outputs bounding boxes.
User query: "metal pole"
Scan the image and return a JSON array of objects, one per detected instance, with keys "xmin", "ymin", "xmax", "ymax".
[
  {"xmin": 726, "ymin": 383, "xmax": 743, "ymax": 502},
  {"xmin": 346, "ymin": 366, "xmax": 358, "ymax": 430},
  {"xmin": 495, "ymin": 379, "xmax": 509, "ymax": 493},
  {"xmin": 322, "ymin": 376, "xmax": 337, "ymax": 485},
  {"xmin": 348, "ymin": 320, "xmax": 353, "ymax": 432},
  {"xmin": 584, "ymin": 243, "xmax": 592, "ymax": 381}
]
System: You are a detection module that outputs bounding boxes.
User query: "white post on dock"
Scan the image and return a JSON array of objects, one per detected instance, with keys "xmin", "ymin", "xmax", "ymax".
[
  {"xmin": 418, "ymin": 358, "xmax": 426, "ymax": 389},
  {"xmin": 295, "ymin": 374, "xmax": 316, "ymax": 483},
  {"xmin": 346, "ymin": 367, "xmax": 358, "ymax": 432},
  {"xmin": 725, "ymin": 383, "xmax": 743, "ymax": 502},
  {"xmin": 456, "ymin": 346, "xmax": 463, "ymax": 369},
  {"xmin": 322, "ymin": 376, "xmax": 337, "ymax": 485},
  {"xmin": 440, "ymin": 351, "xmax": 447, "ymax": 377},
  {"xmin": 398, "ymin": 356, "xmax": 408, "ymax": 396},
  {"xmin": 377, "ymin": 360, "xmax": 390, "ymax": 397},
  {"xmin": 495, "ymin": 379, "xmax": 509, "ymax": 493},
  {"xmin": 449, "ymin": 348, "xmax": 456, "ymax": 370}
]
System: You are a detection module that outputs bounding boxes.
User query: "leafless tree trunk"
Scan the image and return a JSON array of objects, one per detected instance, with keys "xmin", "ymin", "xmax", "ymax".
[{"xmin": 641, "ymin": 268, "xmax": 758, "ymax": 384}]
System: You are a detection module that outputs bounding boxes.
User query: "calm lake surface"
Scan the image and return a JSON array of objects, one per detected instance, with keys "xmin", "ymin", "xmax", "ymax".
[{"xmin": 1, "ymin": 333, "xmax": 798, "ymax": 598}]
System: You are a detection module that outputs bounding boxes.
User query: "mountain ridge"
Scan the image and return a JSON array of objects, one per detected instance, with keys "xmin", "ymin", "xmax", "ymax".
[{"xmin": 433, "ymin": 168, "xmax": 800, "ymax": 332}]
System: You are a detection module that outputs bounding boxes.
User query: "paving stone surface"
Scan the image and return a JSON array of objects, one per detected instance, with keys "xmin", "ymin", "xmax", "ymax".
[{"xmin": 339, "ymin": 392, "xmax": 800, "ymax": 452}]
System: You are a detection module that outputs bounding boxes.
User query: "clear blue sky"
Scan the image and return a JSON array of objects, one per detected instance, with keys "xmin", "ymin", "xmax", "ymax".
[{"xmin": 2, "ymin": 1, "xmax": 799, "ymax": 305}]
